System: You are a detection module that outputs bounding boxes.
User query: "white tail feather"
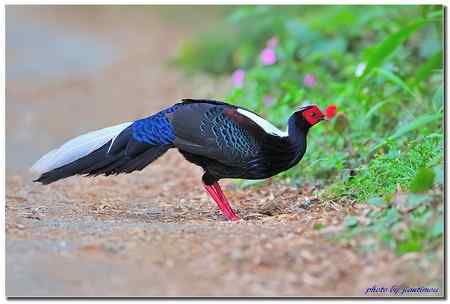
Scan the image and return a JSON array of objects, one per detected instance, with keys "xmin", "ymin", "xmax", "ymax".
[{"xmin": 31, "ymin": 122, "xmax": 133, "ymax": 174}]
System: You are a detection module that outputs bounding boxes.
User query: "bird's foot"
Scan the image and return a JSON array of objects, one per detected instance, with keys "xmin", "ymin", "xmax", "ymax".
[{"xmin": 203, "ymin": 182, "xmax": 240, "ymax": 221}]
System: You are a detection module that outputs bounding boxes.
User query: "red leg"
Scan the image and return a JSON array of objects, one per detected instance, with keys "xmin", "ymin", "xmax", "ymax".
[
  {"xmin": 211, "ymin": 183, "xmax": 238, "ymax": 218},
  {"xmin": 203, "ymin": 182, "xmax": 239, "ymax": 221}
]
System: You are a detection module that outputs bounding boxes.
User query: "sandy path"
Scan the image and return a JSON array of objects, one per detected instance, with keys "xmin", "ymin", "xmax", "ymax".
[{"xmin": 6, "ymin": 6, "xmax": 443, "ymax": 297}]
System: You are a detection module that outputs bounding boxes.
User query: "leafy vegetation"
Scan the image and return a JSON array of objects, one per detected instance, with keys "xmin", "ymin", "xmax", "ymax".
[
  {"xmin": 343, "ymin": 136, "xmax": 442, "ymax": 202},
  {"xmin": 174, "ymin": 5, "xmax": 444, "ymax": 254}
]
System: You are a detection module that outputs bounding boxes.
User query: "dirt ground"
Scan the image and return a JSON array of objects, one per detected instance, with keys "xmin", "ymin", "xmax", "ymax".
[{"xmin": 5, "ymin": 6, "xmax": 443, "ymax": 297}]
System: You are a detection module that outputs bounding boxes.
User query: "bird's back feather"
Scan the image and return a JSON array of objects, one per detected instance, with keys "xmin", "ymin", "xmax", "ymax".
[{"xmin": 170, "ymin": 101, "xmax": 262, "ymax": 166}]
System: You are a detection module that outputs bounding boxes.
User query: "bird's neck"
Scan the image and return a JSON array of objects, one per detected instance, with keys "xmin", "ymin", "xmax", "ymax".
[
  {"xmin": 285, "ymin": 116, "xmax": 309, "ymax": 166},
  {"xmin": 260, "ymin": 116, "xmax": 308, "ymax": 172}
]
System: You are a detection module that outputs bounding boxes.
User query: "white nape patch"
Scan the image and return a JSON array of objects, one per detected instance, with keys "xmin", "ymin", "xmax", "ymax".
[
  {"xmin": 237, "ymin": 108, "xmax": 288, "ymax": 137},
  {"xmin": 31, "ymin": 122, "xmax": 132, "ymax": 174}
]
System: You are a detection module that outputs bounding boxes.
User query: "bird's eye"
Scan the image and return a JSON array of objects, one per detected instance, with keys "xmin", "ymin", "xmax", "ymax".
[{"xmin": 311, "ymin": 112, "xmax": 316, "ymax": 117}]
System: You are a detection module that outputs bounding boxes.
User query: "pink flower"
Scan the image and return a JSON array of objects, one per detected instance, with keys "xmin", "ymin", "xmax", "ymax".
[
  {"xmin": 303, "ymin": 74, "xmax": 316, "ymax": 87},
  {"xmin": 263, "ymin": 95, "xmax": 275, "ymax": 107},
  {"xmin": 231, "ymin": 69, "xmax": 245, "ymax": 87},
  {"xmin": 260, "ymin": 48, "xmax": 277, "ymax": 66},
  {"xmin": 266, "ymin": 36, "xmax": 278, "ymax": 49}
]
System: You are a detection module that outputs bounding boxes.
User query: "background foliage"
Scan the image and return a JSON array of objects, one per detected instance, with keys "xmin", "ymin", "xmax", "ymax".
[{"xmin": 174, "ymin": 5, "xmax": 444, "ymax": 255}]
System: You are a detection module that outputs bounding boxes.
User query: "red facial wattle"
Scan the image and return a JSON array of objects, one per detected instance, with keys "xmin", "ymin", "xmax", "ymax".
[{"xmin": 302, "ymin": 107, "xmax": 325, "ymax": 125}]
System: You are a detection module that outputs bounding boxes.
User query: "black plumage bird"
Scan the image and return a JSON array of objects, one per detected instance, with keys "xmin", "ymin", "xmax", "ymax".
[{"xmin": 32, "ymin": 99, "xmax": 326, "ymax": 221}]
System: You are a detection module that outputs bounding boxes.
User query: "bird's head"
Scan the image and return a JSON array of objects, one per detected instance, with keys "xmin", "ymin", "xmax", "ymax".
[{"xmin": 295, "ymin": 104, "xmax": 325, "ymax": 127}]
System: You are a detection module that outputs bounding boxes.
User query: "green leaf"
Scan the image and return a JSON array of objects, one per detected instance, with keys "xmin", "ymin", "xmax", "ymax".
[
  {"xmin": 383, "ymin": 193, "xmax": 395, "ymax": 203},
  {"xmin": 390, "ymin": 113, "xmax": 442, "ymax": 141},
  {"xmin": 367, "ymin": 196, "xmax": 385, "ymax": 206},
  {"xmin": 432, "ymin": 85, "xmax": 443, "ymax": 110},
  {"xmin": 384, "ymin": 208, "xmax": 400, "ymax": 226},
  {"xmin": 431, "ymin": 220, "xmax": 443, "ymax": 237},
  {"xmin": 433, "ymin": 165, "xmax": 444, "ymax": 185},
  {"xmin": 396, "ymin": 229, "xmax": 427, "ymax": 255},
  {"xmin": 397, "ymin": 239, "xmax": 423, "ymax": 255},
  {"xmin": 414, "ymin": 51, "xmax": 443, "ymax": 85},
  {"xmin": 364, "ymin": 100, "xmax": 391, "ymax": 121},
  {"xmin": 313, "ymin": 223, "xmax": 325, "ymax": 230},
  {"xmin": 363, "ymin": 20, "xmax": 428, "ymax": 76},
  {"xmin": 410, "ymin": 167, "xmax": 436, "ymax": 193},
  {"xmin": 375, "ymin": 68, "xmax": 415, "ymax": 96},
  {"xmin": 380, "ymin": 231, "xmax": 396, "ymax": 250},
  {"xmin": 370, "ymin": 113, "xmax": 442, "ymax": 153},
  {"xmin": 345, "ymin": 216, "xmax": 358, "ymax": 227},
  {"xmin": 406, "ymin": 193, "xmax": 433, "ymax": 209},
  {"xmin": 427, "ymin": 8, "xmax": 444, "ymax": 19}
]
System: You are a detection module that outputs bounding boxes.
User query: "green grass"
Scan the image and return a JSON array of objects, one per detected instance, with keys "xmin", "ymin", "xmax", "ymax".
[
  {"xmin": 335, "ymin": 136, "xmax": 443, "ymax": 256},
  {"xmin": 342, "ymin": 135, "xmax": 443, "ymax": 202},
  {"xmin": 339, "ymin": 188, "xmax": 443, "ymax": 256}
]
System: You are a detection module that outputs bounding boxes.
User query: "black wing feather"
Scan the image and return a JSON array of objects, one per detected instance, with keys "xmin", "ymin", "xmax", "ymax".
[{"xmin": 170, "ymin": 101, "xmax": 261, "ymax": 166}]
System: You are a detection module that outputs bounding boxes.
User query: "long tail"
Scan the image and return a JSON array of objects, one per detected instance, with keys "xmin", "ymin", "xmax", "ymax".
[{"xmin": 31, "ymin": 121, "xmax": 171, "ymax": 184}]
